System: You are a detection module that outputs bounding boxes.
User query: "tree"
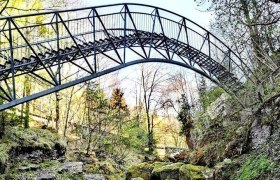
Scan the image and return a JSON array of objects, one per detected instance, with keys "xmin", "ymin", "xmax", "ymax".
[
  {"xmin": 109, "ymin": 88, "xmax": 129, "ymax": 133},
  {"xmin": 110, "ymin": 88, "xmax": 128, "ymax": 112},
  {"xmin": 177, "ymin": 94, "xmax": 194, "ymax": 150},
  {"xmin": 83, "ymin": 82, "xmax": 108, "ymax": 155},
  {"xmin": 196, "ymin": 0, "xmax": 280, "ymax": 73},
  {"xmin": 198, "ymin": 76, "xmax": 207, "ymax": 112},
  {"xmin": 2, "ymin": 0, "xmax": 80, "ymax": 129},
  {"xmin": 140, "ymin": 65, "xmax": 165, "ymax": 154},
  {"xmin": 1, "ymin": 0, "xmax": 46, "ymax": 128},
  {"xmin": 0, "ymin": 91, "xmax": 5, "ymax": 138}
]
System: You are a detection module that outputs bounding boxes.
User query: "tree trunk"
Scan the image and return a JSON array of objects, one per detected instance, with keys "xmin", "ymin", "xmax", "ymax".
[
  {"xmin": 86, "ymin": 109, "xmax": 92, "ymax": 155},
  {"xmin": 24, "ymin": 75, "xmax": 31, "ymax": 128},
  {"xmin": 240, "ymin": 0, "xmax": 263, "ymax": 62},
  {"xmin": 63, "ymin": 87, "xmax": 74, "ymax": 137},
  {"xmin": 185, "ymin": 134, "xmax": 194, "ymax": 150},
  {"xmin": 55, "ymin": 92, "xmax": 60, "ymax": 131},
  {"xmin": 0, "ymin": 112, "xmax": 5, "ymax": 139}
]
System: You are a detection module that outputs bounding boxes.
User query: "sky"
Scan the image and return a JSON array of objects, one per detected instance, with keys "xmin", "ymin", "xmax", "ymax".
[
  {"xmin": 73, "ymin": 0, "xmax": 211, "ymax": 108},
  {"xmin": 76, "ymin": 0, "xmax": 214, "ymax": 107},
  {"xmin": 81, "ymin": 0, "xmax": 212, "ymax": 29}
]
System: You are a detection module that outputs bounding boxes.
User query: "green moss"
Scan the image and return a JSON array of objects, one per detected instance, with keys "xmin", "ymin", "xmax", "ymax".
[
  {"xmin": 238, "ymin": 155, "xmax": 276, "ymax": 180},
  {"xmin": 106, "ymin": 173, "xmax": 125, "ymax": 180},
  {"xmin": 84, "ymin": 164, "xmax": 102, "ymax": 174},
  {"xmin": 6, "ymin": 126, "xmax": 65, "ymax": 151},
  {"xmin": 152, "ymin": 162, "xmax": 169, "ymax": 169},
  {"xmin": 151, "ymin": 162, "xmax": 184, "ymax": 180},
  {"xmin": 100, "ymin": 159, "xmax": 118, "ymax": 174},
  {"xmin": 0, "ymin": 138, "xmax": 17, "ymax": 173},
  {"xmin": 179, "ymin": 164, "xmax": 206, "ymax": 180},
  {"xmin": 1, "ymin": 126, "xmax": 66, "ymax": 156},
  {"xmin": 260, "ymin": 112, "xmax": 278, "ymax": 126},
  {"xmin": 181, "ymin": 164, "xmax": 205, "ymax": 172},
  {"xmin": 126, "ymin": 162, "xmax": 168, "ymax": 180},
  {"xmin": 152, "ymin": 162, "xmax": 184, "ymax": 173},
  {"xmin": 56, "ymin": 173, "xmax": 84, "ymax": 180},
  {"xmin": 0, "ymin": 126, "xmax": 66, "ymax": 174},
  {"xmin": 126, "ymin": 162, "xmax": 154, "ymax": 180},
  {"xmin": 200, "ymin": 86, "xmax": 224, "ymax": 109},
  {"xmin": 40, "ymin": 160, "xmax": 62, "ymax": 170},
  {"xmin": 0, "ymin": 143, "xmax": 10, "ymax": 167}
]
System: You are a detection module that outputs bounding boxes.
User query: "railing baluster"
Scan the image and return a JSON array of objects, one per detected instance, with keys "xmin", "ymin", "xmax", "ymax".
[
  {"xmin": 92, "ymin": 8, "xmax": 97, "ymax": 73},
  {"xmin": 56, "ymin": 12, "xmax": 61, "ymax": 85},
  {"xmin": 123, "ymin": 5, "xmax": 127, "ymax": 64}
]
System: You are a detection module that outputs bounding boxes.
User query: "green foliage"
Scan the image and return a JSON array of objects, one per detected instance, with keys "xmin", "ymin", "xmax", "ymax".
[
  {"xmin": 177, "ymin": 94, "xmax": 193, "ymax": 137},
  {"xmin": 122, "ymin": 120, "xmax": 148, "ymax": 150},
  {"xmin": 85, "ymin": 83, "xmax": 108, "ymax": 111},
  {"xmin": 238, "ymin": 155, "xmax": 276, "ymax": 180},
  {"xmin": 200, "ymin": 86, "xmax": 224, "ymax": 109},
  {"xmin": 198, "ymin": 77, "xmax": 207, "ymax": 111}
]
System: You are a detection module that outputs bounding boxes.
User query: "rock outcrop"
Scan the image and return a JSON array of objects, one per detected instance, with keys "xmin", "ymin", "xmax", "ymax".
[{"xmin": 126, "ymin": 162, "xmax": 214, "ymax": 180}]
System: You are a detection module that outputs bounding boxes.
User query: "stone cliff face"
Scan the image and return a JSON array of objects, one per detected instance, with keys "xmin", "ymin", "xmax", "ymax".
[
  {"xmin": 0, "ymin": 127, "xmax": 124, "ymax": 179},
  {"xmin": 125, "ymin": 94, "xmax": 280, "ymax": 180},
  {"xmin": 0, "ymin": 127, "xmax": 66, "ymax": 174}
]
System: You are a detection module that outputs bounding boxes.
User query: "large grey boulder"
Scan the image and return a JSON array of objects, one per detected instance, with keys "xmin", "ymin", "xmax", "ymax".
[
  {"xmin": 36, "ymin": 170, "xmax": 56, "ymax": 180},
  {"xmin": 18, "ymin": 164, "xmax": 40, "ymax": 171},
  {"xmin": 84, "ymin": 173, "xmax": 106, "ymax": 180},
  {"xmin": 250, "ymin": 119, "xmax": 271, "ymax": 149},
  {"xmin": 58, "ymin": 162, "xmax": 83, "ymax": 174}
]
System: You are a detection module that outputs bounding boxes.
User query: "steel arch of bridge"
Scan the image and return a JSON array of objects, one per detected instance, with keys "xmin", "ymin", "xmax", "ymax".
[{"xmin": 0, "ymin": 3, "xmax": 256, "ymax": 111}]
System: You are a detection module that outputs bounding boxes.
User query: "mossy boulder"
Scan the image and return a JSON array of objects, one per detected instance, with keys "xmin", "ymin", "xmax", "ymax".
[
  {"xmin": 0, "ymin": 126, "xmax": 66, "ymax": 173},
  {"xmin": 179, "ymin": 164, "xmax": 213, "ymax": 180},
  {"xmin": 126, "ymin": 162, "xmax": 168, "ymax": 180},
  {"xmin": 151, "ymin": 162, "xmax": 184, "ymax": 180},
  {"xmin": 0, "ymin": 142, "xmax": 14, "ymax": 173}
]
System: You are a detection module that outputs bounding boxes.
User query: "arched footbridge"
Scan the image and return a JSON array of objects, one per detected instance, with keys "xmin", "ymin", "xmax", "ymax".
[{"xmin": 0, "ymin": 3, "xmax": 257, "ymax": 110}]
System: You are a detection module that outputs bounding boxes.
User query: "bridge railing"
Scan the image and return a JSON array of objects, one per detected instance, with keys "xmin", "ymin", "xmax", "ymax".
[
  {"xmin": 0, "ymin": 3, "xmax": 254, "ymax": 80},
  {"xmin": 0, "ymin": 3, "xmax": 256, "ymax": 109}
]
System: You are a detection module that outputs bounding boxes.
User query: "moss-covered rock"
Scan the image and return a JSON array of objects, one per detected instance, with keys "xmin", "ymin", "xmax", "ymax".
[
  {"xmin": 0, "ymin": 142, "xmax": 13, "ymax": 173},
  {"xmin": 126, "ymin": 162, "xmax": 168, "ymax": 180},
  {"xmin": 126, "ymin": 162, "xmax": 154, "ymax": 180},
  {"xmin": 151, "ymin": 162, "xmax": 184, "ymax": 180},
  {"xmin": 0, "ymin": 126, "xmax": 66, "ymax": 174},
  {"xmin": 179, "ymin": 164, "xmax": 213, "ymax": 180}
]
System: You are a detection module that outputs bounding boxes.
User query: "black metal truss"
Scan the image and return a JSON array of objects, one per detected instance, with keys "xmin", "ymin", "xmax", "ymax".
[{"xmin": 0, "ymin": 3, "xmax": 257, "ymax": 111}]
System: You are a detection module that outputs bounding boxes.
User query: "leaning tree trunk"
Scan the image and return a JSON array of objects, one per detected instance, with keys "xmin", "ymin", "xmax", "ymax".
[{"xmin": 185, "ymin": 132, "xmax": 194, "ymax": 150}]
